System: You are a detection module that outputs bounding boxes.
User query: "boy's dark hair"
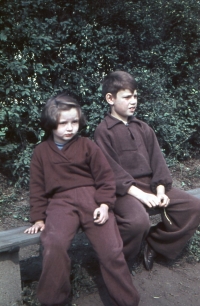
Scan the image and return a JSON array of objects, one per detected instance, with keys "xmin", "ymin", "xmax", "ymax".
[
  {"xmin": 102, "ymin": 71, "xmax": 137, "ymax": 98},
  {"xmin": 41, "ymin": 92, "xmax": 86, "ymax": 134}
]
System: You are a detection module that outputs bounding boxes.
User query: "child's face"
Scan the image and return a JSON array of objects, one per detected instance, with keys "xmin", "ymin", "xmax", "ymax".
[
  {"xmin": 53, "ymin": 108, "xmax": 79, "ymax": 144},
  {"xmin": 106, "ymin": 89, "xmax": 137, "ymax": 121}
]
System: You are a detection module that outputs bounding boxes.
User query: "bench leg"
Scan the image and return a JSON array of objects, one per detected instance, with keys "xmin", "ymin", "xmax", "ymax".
[{"xmin": 0, "ymin": 248, "xmax": 22, "ymax": 305}]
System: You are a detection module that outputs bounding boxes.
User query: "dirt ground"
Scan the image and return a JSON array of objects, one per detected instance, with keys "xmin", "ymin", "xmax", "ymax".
[{"xmin": 1, "ymin": 158, "xmax": 200, "ymax": 305}]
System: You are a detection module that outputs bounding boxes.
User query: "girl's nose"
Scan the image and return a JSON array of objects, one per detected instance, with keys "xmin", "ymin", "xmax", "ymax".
[{"xmin": 66, "ymin": 123, "xmax": 73, "ymax": 130}]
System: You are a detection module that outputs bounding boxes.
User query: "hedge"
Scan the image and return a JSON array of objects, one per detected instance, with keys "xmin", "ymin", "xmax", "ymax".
[{"xmin": 0, "ymin": 0, "xmax": 200, "ymax": 187}]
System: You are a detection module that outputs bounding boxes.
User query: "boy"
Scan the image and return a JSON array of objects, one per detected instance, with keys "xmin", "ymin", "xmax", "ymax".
[
  {"xmin": 94, "ymin": 71, "xmax": 200, "ymax": 270},
  {"xmin": 25, "ymin": 92, "xmax": 140, "ymax": 306}
]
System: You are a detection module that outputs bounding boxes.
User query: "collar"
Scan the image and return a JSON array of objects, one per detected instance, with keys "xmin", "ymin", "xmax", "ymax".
[
  {"xmin": 47, "ymin": 134, "xmax": 79, "ymax": 151},
  {"xmin": 105, "ymin": 113, "xmax": 140, "ymax": 129}
]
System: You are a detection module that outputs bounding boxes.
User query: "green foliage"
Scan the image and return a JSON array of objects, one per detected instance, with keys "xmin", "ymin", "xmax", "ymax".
[
  {"xmin": 135, "ymin": 67, "xmax": 200, "ymax": 162},
  {"xmin": 0, "ymin": 0, "xmax": 200, "ymax": 186}
]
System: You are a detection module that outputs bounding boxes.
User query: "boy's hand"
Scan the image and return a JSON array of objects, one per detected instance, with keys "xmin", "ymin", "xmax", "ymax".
[
  {"xmin": 128, "ymin": 185, "xmax": 160, "ymax": 208},
  {"xmin": 157, "ymin": 194, "xmax": 170, "ymax": 207},
  {"xmin": 24, "ymin": 220, "xmax": 45, "ymax": 234},
  {"xmin": 93, "ymin": 204, "xmax": 109, "ymax": 225},
  {"xmin": 156, "ymin": 185, "xmax": 170, "ymax": 207},
  {"xmin": 128, "ymin": 185, "xmax": 170, "ymax": 208},
  {"xmin": 138, "ymin": 192, "xmax": 160, "ymax": 208}
]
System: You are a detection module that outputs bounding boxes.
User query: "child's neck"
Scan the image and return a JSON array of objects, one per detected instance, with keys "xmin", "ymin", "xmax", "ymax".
[
  {"xmin": 111, "ymin": 114, "xmax": 128, "ymax": 125},
  {"xmin": 54, "ymin": 140, "xmax": 69, "ymax": 150}
]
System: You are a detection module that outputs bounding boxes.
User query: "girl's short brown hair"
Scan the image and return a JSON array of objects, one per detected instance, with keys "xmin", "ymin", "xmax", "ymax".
[
  {"xmin": 102, "ymin": 71, "xmax": 137, "ymax": 98},
  {"xmin": 41, "ymin": 92, "xmax": 86, "ymax": 134}
]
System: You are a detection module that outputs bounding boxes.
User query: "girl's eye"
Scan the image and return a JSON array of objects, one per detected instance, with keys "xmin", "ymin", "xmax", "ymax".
[{"xmin": 72, "ymin": 120, "xmax": 78, "ymax": 124}]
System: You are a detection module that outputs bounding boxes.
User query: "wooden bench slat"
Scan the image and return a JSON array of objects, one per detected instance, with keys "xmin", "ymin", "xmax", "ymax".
[
  {"xmin": 0, "ymin": 188, "xmax": 200, "ymax": 253},
  {"xmin": 0, "ymin": 226, "xmax": 40, "ymax": 253},
  {"xmin": 186, "ymin": 188, "xmax": 200, "ymax": 198}
]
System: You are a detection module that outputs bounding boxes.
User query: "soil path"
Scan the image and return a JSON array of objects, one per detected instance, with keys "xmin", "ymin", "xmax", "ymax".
[
  {"xmin": 71, "ymin": 262, "xmax": 200, "ymax": 306},
  {"xmin": 19, "ymin": 230, "xmax": 200, "ymax": 306}
]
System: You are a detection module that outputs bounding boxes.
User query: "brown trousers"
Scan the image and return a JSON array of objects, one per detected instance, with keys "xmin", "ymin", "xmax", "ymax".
[
  {"xmin": 115, "ymin": 177, "xmax": 200, "ymax": 260},
  {"xmin": 37, "ymin": 186, "xmax": 139, "ymax": 306}
]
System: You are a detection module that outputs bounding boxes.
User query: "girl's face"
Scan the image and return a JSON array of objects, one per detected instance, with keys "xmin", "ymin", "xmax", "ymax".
[{"xmin": 53, "ymin": 108, "xmax": 79, "ymax": 144}]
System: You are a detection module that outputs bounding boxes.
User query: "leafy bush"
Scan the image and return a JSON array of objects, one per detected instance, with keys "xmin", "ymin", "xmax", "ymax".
[{"xmin": 0, "ymin": 0, "xmax": 200, "ymax": 186}]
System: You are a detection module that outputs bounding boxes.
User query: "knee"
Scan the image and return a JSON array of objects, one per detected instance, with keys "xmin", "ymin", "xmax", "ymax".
[
  {"xmin": 42, "ymin": 235, "xmax": 67, "ymax": 256},
  {"xmin": 98, "ymin": 246, "xmax": 123, "ymax": 266},
  {"xmin": 187, "ymin": 197, "xmax": 200, "ymax": 218},
  {"xmin": 193, "ymin": 198, "xmax": 200, "ymax": 212},
  {"xmin": 191, "ymin": 199, "xmax": 200, "ymax": 223},
  {"xmin": 124, "ymin": 213, "xmax": 150, "ymax": 236}
]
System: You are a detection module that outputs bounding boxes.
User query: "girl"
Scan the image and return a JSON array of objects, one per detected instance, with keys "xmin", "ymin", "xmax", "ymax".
[{"xmin": 25, "ymin": 92, "xmax": 139, "ymax": 306}]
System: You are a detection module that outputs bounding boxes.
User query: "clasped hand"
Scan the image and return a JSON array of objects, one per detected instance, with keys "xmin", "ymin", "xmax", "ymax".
[
  {"xmin": 141, "ymin": 192, "xmax": 170, "ymax": 208},
  {"xmin": 128, "ymin": 185, "xmax": 170, "ymax": 208}
]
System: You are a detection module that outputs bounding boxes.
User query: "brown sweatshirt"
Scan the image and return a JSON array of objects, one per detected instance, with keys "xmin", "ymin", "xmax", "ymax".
[
  {"xmin": 94, "ymin": 114, "xmax": 172, "ymax": 196},
  {"xmin": 29, "ymin": 135, "xmax": 116, "ymax": 222}
]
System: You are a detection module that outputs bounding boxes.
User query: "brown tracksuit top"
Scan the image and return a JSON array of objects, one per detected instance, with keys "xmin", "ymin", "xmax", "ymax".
[
  {"xmin": 29, "ymin": 135, "xmax": 116, "ymax": 222},
  {"xmin": 94, "ymin": 113, "xmax": 200, "ymax": 260},
  {"xmin": 94, "ymin": 113, "xmax": 172, "ymax": 195},
  {"xmin": 29, "ymin": 134, "xmax": 140, "ymax": 306}
]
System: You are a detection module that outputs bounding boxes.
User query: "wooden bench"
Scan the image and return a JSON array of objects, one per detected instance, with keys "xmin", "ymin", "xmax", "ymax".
[
  {"xmin": 0, "ymin": 188, "xmax": 200, "ymax": 305},
  {"xmin": 0, "ymin": 226, "xmax": 41, "ymax": 305}
]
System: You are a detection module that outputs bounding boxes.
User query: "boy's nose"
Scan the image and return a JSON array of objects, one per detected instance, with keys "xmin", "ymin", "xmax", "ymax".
[{"xmin": 130, "ymin": 96, "xmax": 137, "ymax": 104}]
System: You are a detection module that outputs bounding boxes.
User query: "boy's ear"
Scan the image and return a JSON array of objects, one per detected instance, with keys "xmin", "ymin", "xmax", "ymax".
[{"xmin": 105, "ymin": 93, "xmax": 114, "ymax": 105}]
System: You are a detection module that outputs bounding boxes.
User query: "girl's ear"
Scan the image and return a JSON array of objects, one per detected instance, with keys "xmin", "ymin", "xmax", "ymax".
[{"xmin": 105, "ymin": 93, "xmax": 114, "ymax": 106}]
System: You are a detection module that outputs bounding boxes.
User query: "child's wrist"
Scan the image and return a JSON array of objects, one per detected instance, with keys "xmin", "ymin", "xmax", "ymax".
[
  {"xmin": 156, "ymin": 185, "xmax": 165, "ymax": 195},
  {"xmin": 35, "ymin": 220, "xmax": 44, "ymax": 224},
  {"xmin": 100, "ymin": 203, "xmax": 109, "ymax": 210},
  {"xmin": 128, "ymin": 185, "xmax": 144, "ymax": 200}
]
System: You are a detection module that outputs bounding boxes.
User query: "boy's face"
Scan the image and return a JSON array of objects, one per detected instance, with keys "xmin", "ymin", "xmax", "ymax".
[
  {"xmin": 106, "ymin": 89, "xmax": 137, "ymax": 122},
  {"xmin": 53, "ymin": 108, "xmax": 79, "ymax": 144}
]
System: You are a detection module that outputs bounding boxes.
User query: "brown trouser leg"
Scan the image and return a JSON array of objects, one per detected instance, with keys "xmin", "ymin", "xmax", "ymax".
[
  {"xmin": 114, "ymin": 194, "xmax": 151, "ymax": 259},
  {"xmin": 147, "ymin": 187, "xmax": 200, "ymax": 259},
  {"xmin": 115, "ymin": 176, "xmax": 200, "ymax": 260},
  {"xmin": 37, "ymin": 197, "xmax": 79, "ymax": 305},
  {"xmin": 37, "ymin": 187, "xmax": 140, "ymax": 306}
]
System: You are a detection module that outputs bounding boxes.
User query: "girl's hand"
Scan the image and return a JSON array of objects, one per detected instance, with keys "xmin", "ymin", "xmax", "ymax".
[
  {"xmin": 93, "ymin": 204, "xmax": 109, "ymax": 225},
  {"xmin": 24, "ymin": 220, "xmax": 45, "ymax": 234}
]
